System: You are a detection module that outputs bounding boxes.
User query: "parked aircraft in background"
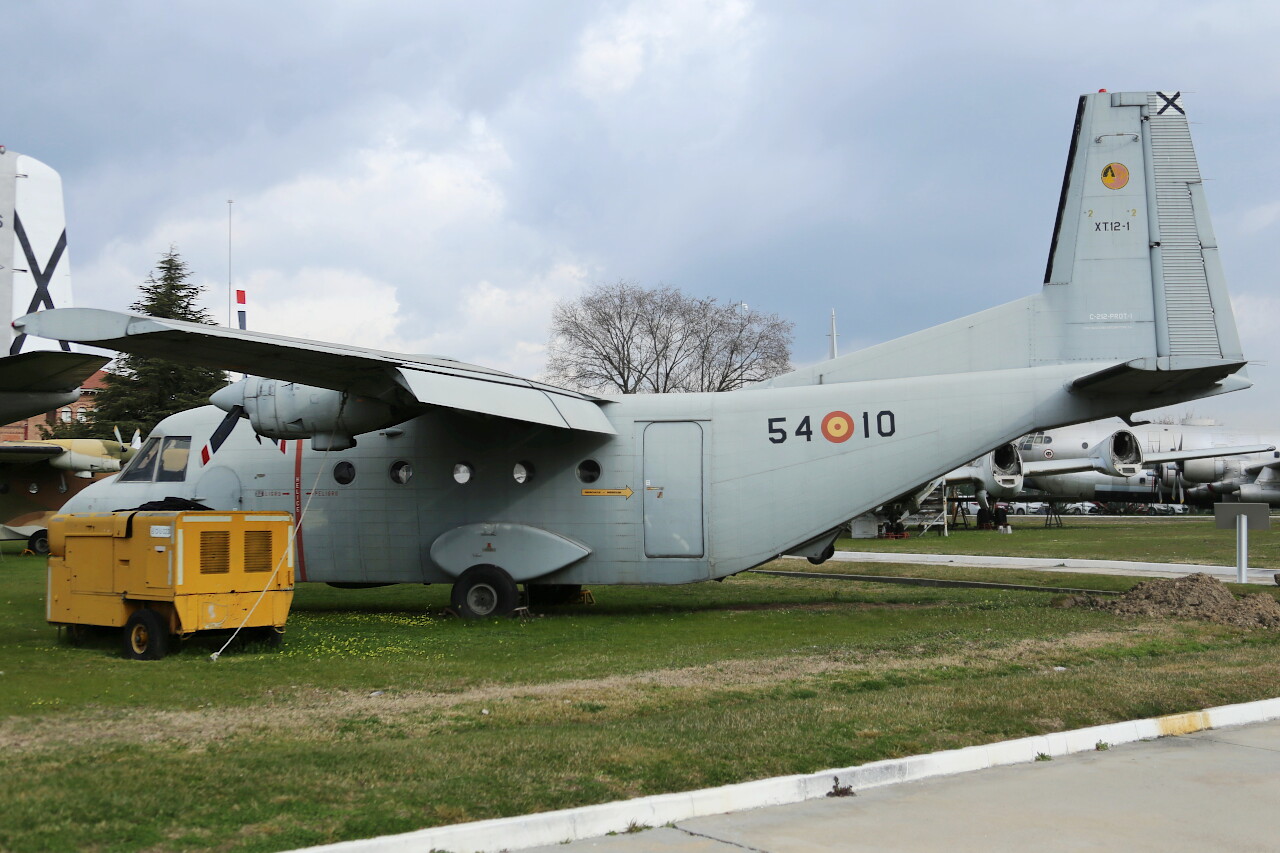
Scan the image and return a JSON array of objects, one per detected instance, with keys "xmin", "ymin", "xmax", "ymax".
[
  {"xmin": 19, "ymin": 91, "xmax": 1255, "ymax": 615},
  {"xmin": 0, "ymin": 149, "xmax": 135, "ymax": 552},
  {"xmin": 943, "ymin": 427, "xmax": 1271, "ymax": 510},
  {"xmin": 1018, "ymin": 418, "xmax": 1280, "ymax": 505}
]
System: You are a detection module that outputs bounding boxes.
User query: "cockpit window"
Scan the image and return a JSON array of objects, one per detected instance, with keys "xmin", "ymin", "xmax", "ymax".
[
  {"xmin": 118, "ymin": 436, "xmax": 192, "ymax": 483},
  {"xmin": 157, "ymin": 437, "xmax": 191, "ymax": 482},
  {"xmin": 119, "ymin": 438, "xmax": 161, "ymax": 482}
]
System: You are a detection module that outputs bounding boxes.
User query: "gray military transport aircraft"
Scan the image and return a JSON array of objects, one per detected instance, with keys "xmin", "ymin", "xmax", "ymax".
[{"xmin": 15, "ymin": 90, "xmax": 1255, "ymax": 617}]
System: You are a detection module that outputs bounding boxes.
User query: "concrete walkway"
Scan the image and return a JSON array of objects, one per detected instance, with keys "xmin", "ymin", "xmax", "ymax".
[
  {"xmin": 827, "ymin": 550, "xmax": 1280, "ymax": 585},
  {"xmin": 527, "ymin": 718, "xmax": 1280, "ymax": 852}
]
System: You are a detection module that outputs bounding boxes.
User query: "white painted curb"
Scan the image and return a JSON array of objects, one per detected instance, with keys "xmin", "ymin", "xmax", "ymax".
[
  {"xmin": 293, "ymin": 696, "xmax": 1280, "ymax": 853},
  {"xmin": 825, "ymin": 551, "xmax": 1280, "ymax": 583}
]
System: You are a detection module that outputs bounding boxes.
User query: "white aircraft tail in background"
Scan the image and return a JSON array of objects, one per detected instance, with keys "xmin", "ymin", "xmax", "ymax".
[{"xmin": 0, "ymin": 148, "xmax": 106, "ymax": 421}]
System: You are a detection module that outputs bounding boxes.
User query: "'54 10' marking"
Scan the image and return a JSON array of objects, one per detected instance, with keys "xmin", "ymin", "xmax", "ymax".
[{"xmin": 767, "ymin": 410, "xmax": 896, "ymax": 444}]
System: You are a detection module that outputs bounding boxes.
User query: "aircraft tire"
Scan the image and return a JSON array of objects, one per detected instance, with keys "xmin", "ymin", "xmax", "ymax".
[
  {"xmin": 256, "ymin": 627, "xmax": 284, "ymax": 648},
  {"xmin": 526, "ymin": 583, "xmax": 583, "ymax": 607},
  {"xmin": 807, "ymin": 543, "xmax": 836, "ymax": 566},
  {"xmin": 122, "ymin": 609, "xmax": 170, "ymax": 660},
  {"xmin": 452, "ymin": 565, "xmax": 518, "ymax": 619},
  {"xmin": 27, "ymin": 529, "xmax": 49, "ymax": 556}
]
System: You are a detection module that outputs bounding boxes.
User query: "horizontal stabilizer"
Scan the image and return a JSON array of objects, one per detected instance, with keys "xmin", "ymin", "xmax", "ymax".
[
  {"xmin": 14, "ymin": 308, "xmax": 615, "ymax": 435},
  {"xmin": 1069, "ymin": 357, "xmax": 1247, "ymax": 398},
  {"xmin": 0, "ymin": 350, "xmax": 107, "ymax": 393}
]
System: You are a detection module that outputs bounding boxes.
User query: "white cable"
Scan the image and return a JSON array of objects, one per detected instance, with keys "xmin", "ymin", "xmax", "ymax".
[{"xmin": 210, "ymin": 438, "xmax": 333, "ymax": 661}]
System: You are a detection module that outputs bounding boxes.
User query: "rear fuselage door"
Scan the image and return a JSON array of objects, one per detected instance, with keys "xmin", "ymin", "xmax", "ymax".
[{"xmin": 642, "ymin": 421, "xmax": 704, "ymax": 558}]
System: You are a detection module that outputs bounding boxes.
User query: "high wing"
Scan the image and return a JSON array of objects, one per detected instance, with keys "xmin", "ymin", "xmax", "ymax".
[
  {"xmin": 0, "ymin": 442, "xmax": 63, "ymax": 463},
  {"xmin": 1025, "ymin": 443, "xmax": 1276, "ymax": 476},
  {"xmin": 0, "ymin": 437, "xmax": 132, "ymax": 473},
  {"xmin": 1244, "ymin": 458, "xmax": 1280, "ymax": 475},
  {"xmin": 1146, "ymin": 445, "xmax": 1275, "ymax": 466},
  {"xmin": 13, "ymin": 307, "xmax": 616, "ymax": 435}
]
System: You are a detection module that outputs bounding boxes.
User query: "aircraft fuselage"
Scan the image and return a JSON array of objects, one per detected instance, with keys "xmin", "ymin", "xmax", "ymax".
[{"xmin": 65, "ymin": 363, "xmax": 1193, "ymax": 586}]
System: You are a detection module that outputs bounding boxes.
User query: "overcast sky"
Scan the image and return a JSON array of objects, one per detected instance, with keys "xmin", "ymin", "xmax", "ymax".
[{"xmin": 7, "ymin": 0, "xmax": 1279, "ymax": 427}]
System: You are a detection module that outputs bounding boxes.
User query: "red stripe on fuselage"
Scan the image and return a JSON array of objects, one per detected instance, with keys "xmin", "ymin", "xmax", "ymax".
[{"xmin": 293, "ymin": 439, "xmax": 308, "ymax": 581}]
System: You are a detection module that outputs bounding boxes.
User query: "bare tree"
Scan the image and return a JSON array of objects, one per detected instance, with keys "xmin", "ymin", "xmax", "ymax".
[{"xmin": 545, "ymin": 281, "xmax": 794, "ymax": 394}]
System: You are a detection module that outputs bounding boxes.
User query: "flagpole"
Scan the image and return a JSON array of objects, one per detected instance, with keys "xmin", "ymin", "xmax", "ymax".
[{"xmin": 227, "ymin": 199, "xmax": 233, "ymax": 328}]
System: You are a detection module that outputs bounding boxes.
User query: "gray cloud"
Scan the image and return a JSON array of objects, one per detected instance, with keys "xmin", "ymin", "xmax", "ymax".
[{"xmin": 7, "ymin": 0, "xmax": 1279, "ymax": 426}]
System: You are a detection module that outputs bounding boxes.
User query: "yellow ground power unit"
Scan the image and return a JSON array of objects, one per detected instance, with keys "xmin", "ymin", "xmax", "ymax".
[{"xmin": 47, "ymin": 510, "xmax": 296, "ymax": 659}]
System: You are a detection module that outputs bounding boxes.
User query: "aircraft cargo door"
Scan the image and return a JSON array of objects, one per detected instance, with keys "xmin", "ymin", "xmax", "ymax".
[{"xmin": 642, "ymin": 421, "xmax": 704, "ymax": 558}]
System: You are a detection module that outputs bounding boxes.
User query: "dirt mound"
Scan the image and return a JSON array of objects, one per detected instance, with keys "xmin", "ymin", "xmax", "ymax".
[{"xmin": 1099, "ymin": 573, "xmax": 1280, "ymax": 629}]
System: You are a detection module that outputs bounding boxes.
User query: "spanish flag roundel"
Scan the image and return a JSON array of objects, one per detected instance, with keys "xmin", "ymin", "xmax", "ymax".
[{"xmin": 821, "ymin": 411, "xmax": 854, "ymax": 443}]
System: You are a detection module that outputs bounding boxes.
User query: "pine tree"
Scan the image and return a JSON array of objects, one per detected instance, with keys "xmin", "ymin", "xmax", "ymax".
[{"xmin": 70, "ymin": 247, "xmax": 228, "ymax": 439}]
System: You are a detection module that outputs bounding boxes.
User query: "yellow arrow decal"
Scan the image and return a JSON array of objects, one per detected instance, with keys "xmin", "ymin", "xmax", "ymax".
[{"xmin": 581, "ymin": 486, "xmax": 634, "ymax": 499}]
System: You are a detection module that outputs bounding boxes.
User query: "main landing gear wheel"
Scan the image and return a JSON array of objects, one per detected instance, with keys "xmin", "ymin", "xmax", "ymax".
[
  {"xmin": 807, "ymin": 543, "xmax": 836, "ymax": 566},
  {"xmin": 451, "ymin": 565, "xmax": 519, "ymax": 619},
  {"xmin": 27, "ymin": 529, "xmax": 49, "ymax": 556},
  {"xmin": 122, "ymin": 609, "xmax": 170, "ymax": 660}
]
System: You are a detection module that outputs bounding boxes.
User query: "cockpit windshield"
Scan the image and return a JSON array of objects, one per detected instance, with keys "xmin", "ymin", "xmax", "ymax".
[{"xmin": 118, "ymin": 436, "xmax": 192, "ymax": 483}]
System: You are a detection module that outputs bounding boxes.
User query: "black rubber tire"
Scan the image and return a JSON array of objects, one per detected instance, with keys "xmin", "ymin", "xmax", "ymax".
[
  {"xmin": 807, "ymin": 543, "xmax": 836, "ymax": 566},
  {"xmin": 65, "ymin": 624, "xmax": 88, "ymax": 646},
  {"xmin": 451, "ymin": 565, "xmax": 518, "ymax": 619},
  {"xmin": 122, "ymin": 609, "xmax": 170, "ymax": 660},
  {"xmin": 257, "ymin": 627, "xmax": 284, "ymax": 647},
  {"xmin": 525, "ymin": 583, "xmax": 583, "ymax": 607},
  {"xmin": 27, "ymin": 529, "xmax": 49, "ymax": 556}
]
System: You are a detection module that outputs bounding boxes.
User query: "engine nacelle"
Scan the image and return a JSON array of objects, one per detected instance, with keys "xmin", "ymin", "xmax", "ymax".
[
  {"xmin": 1088, "ymin": 429, "xmax": 1143, "ymax": 477},
  {"xmin": 213, "ymin": 378, "xmax": 414, "ymax": 451},
  {"xmin": 977, "ymin": 443, "xmax": 1024, "ymax": 500},
  {"xmin": 1181, "ymin": 457, "xmax": 1241, "ymax": 485},
  {"xmin": 1238, "ymin": 484, "xmax": 1280, "ymax": 505}
]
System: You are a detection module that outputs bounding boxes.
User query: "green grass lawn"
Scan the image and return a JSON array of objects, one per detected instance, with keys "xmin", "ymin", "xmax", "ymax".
[
  {"xmin": 840, "ymin": 514, "xmax": 1280, "ymax": 568},
  {"xmin": 4, "ymin": 526, "xmax": 1280, "ymax": 852}
]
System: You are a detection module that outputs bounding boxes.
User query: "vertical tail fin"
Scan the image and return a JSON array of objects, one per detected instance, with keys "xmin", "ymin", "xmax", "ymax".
[
  {"xmin": 1040, "ymin": 90, "xmax": 1242, "ymax": 366},
  {"xmin": 0, "ymin": 148, "xmax": 74, "ymax": 355},
  {"xmin": 0, "ymin": 149, "xmax": 105, "ymax": 422},
  {"xmin": 761, "ymin": 90, "xmax": 1247, "ymax": 404}
]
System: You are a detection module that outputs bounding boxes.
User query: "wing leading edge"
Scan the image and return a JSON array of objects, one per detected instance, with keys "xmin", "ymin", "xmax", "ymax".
[{"xmin": 13, "ymin": 308, "xmax": 615, "ymax": 435}]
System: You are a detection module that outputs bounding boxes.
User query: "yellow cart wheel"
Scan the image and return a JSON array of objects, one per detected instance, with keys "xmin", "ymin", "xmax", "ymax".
[{"xmin": 122, "ymin": 610, "xmax": 170, "ymax": 660}]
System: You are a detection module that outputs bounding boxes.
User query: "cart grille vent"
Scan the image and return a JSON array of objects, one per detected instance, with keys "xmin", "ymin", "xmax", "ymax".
[
  {"xmin": 200, "ymin": 530, "xmax": 231, "ymax": 574},
  {"xmin": 244, "ymin": 530, "xmax": 273, "ymax": 572}
]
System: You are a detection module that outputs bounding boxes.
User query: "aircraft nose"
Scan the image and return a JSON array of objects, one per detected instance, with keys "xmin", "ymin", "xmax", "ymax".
[{"xmin": 210, "ymin": 381, "xmax": 246, "ymax": 413}]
